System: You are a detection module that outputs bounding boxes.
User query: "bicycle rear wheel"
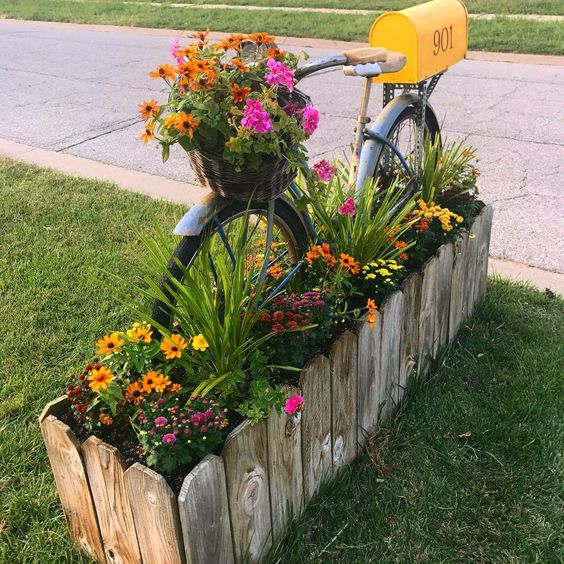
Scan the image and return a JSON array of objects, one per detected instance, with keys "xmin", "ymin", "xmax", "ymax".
[{"xmin": 151, "ymin": 197, "xmax": 309, "ymax": 330}]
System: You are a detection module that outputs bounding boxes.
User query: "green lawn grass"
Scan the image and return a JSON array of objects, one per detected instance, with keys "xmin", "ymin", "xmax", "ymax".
[
  {"xmin": 1, "ymin": 1, "xmax": 563, "ymax": 55},
  {"xmin": 1, "ymin": 160, "xmax": 563, "ymax": 562}
]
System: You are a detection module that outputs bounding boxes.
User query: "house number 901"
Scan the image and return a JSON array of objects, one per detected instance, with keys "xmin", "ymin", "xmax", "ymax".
[{"xmin": 433, "ymin": 25, "xmax": 454, "ymax": 55}]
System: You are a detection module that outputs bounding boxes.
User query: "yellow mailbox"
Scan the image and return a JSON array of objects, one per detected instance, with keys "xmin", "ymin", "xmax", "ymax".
[{"xmin": 370, "ymin": 0, "xmax": 468, "ymax": 84}]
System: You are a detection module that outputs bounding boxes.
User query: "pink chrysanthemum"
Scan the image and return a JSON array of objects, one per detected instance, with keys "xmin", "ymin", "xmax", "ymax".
[
  {"xmin": 154, "ymin": 416, "xmax": 168, "ymax": 427},
  {"xmin": 162, "ymin": 433, "xmax": 177, "ymax": 445},
  {"xmin": 265, "ymin": 58, "xmax": 295, "ymax": 92},
  {"xmin": 338, "ymin": 197, "xmax": 355, "ymax": 217},
  {"xmin": 313, "ymin": 159, "xmax": 336, "ymax": 182},
  {"xmin": 302, "ymin": 105, "xmax": 319, "ymax": 135},
  {"xmin": 241, "ymin": 99, "xmax": 273, "ymax": 134},
  {"xmin": 284, "ymin": 395, "xmax": 304, "ymax": 415}
]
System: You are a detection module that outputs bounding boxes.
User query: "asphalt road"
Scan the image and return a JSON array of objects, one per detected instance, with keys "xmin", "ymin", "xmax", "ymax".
[{"xmin": 1, "ymin": 21, "xmax": 563, "ymax": 273}]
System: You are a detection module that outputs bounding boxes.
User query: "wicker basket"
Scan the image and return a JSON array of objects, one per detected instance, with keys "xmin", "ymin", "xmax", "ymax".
[{"xmin": 189, "ymin": 147, "xmax": 296, "ymax": 201}]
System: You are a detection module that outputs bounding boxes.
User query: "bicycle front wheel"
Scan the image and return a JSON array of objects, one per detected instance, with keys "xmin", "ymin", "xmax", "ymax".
[{"xmin": 151, "ymin": 197, "xmax": 310, "ymax": 330}]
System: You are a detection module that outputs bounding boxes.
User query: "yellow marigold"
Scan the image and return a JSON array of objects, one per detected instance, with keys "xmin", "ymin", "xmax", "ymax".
[
  {"xmin": 153, "ymin": 374, "xmax": 172, "ymax": 393},
  {"xmin": 160, "ymin": 334, "xmax": 188, "ymax": 359},
  {"xmin": 127, "ymin": 323, "xmax": 153, "ymax": 343},
  {"xmin": 192, "ymin": 334, "xmax": 209, "ymax": 352},
  {"xmin": 99, "ymin": 413, "xmax": 113, "ymax": 426},
  {"xmin": 96, "ymin": 332, "xmax": 124, "ymax": 356},
  {"xmin": 88, "ymin": 366, "xmax": 114, "ymax": 392}
]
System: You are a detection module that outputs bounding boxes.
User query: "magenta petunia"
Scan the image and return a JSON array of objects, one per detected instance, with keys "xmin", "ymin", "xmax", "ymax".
[
  {"xmin": 284, "ymin": 395, "xmax": 304, "ymax": 415},
  {"xmin": 338, "ymin": 197, "xmax": 356, "ymax": 217},
  {"xmin": 302, "ymin": 105, "xmax": 319, "ymax": 135},
  {"xmin": 241, "ymin": 99, "xmax": 273, "ymax": 134},
  {"xmin": 162, "ymin": 433, "xmax": 176, "ymax": 445},
  {"xmin": 313, "ymin": 159, "xmax": 336, "ymax": 182},
  {"xmin": 264, "ymin": 59, "xmax": 295, "ymax": 92}
]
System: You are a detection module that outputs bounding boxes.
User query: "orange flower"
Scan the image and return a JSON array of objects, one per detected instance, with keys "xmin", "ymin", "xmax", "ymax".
[
  {"xmin": 367, "ymin": 298, "xmax": 378, "ymax": 330},
  {"xmin": 219, "ymin": 34, "xmax": 244, "ymax": 50},
  {"xmin": 99, "ymin": 413, "xmax": 113, "ymax": 426},
  {"xmin": 141, "ymin": 370, "xmax": 159, "ymax": 393},
  {"xmin": 139, "ymin": 122, "xmax": 156, "ymax": 144},
  {"xmin": 96, "ymin": 333, "xmax": 124, "ymax": 356},
  {"xmin": 153, "ymin": 374, "xmax": 172, "ymax": 393},
  {"xmin": 267, "ymin": 47, "xmax": 286, "ymax": 59},
  {"xmin": 399, "ymin": 252, "xmax": 408, "ymax": 261},
  {"xmin": 177, "ymin": 61, "xmax": 198, "ymax": 80},
  {"xmin": 163, "ymin": 114, "xmax": 179, "ymax": 129},
  {"xmin": 88, "ymin": 366, "xmax": 114, "ymax": 392},
  {"xmin": 160, "ymin": 334, "xmax": 188, "ymax": 359},
  {"xmin": 191, "ymin": 29, "xmax": 209, "ymax": 45},
  {"xmin": 149, "ymin": 64, "xmax": 176, "ymax": 80},
  {"xmin": 125, "ymin": 381, "xmax": 145, "ymax": 405},
  {"xmin": 394, "ymin": 240, "xmax": 407, "ymax": 250},
  {"xmin": 339, "ymin": 253, "xmax": 360, "ymax": 275},
  {"xmin": 138, "ymin": 99, "xmax": 160, "ymax": 120},
  {"xmin": 230, "ymin": 83, "xmax": 251, "ymax": 103},
  {"xmin": 268, "ymin": 263, "xmax": 283, "ymax": 279},
  {"xmin": 175, "ymin": 112, "xmax": 201, "ymax": 139},
  {"xmin": 248, "ymin": 32, "xmax": 276, "ymax": 45},
  {"xmin": 305, "ymin": 247, "xmax": 320, "ymax": 264},
  {"xmin": 230, "ymin": 58, "xmax": 250, "ymax": 73},
  {"xmin": 170, "ymin": 383, "xmax": 182, "ymax": 392}
]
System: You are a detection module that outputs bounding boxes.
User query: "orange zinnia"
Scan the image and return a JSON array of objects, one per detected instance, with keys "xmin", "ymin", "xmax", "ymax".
[
  {"xmin": 230, "ymin": 58, "xmax": 250, "ymax": 73},
  {"xmin": 141, "ymin": 370, "xmax": 159, "ymax": 393},
  {"xmin": 125, "ymin": 381, "xmax": 145, "ymax": 405},
  {"xmin": 88, "ymin": 366, "xmax": 114, "ymax": 392},
  {"xmin": 139, "ymin": 122, "xmax": 156, "ymax": 144},
  {"xmin": 394, "ymin": 240, "xmax": 407, "ymax": 250},
  {"xmin": 175, "ymin": 112, "xmax": 201, "ymax": 139},
  {"xmin": 230, "ymin": 83, "xmax": 251, "ymax": 103},
  {"xmin": 160, "ymin": 334, "xmax": 188, "ymax": 359},
  {"xmin": 339, "ymin": 253, "xmax": 360, "ymax": 275},
  {"xmin": 138, "ymin": 99, "xmax": 160, "ymax": 120},
  {"xmin": 149, "ymin": 64, "xmax": 176, "ymax": 80},
  {"xmin": 400, "ymin": 252, "xmax": 409, "ymax": 261}
]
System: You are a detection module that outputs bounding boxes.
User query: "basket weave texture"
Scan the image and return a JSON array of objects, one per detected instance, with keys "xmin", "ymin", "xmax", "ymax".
[{"xmin": 189, "ymin": 147, "xmax": 296, "ymax": 202}]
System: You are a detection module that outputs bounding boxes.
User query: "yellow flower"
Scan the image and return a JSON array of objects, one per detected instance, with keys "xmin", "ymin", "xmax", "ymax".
[
  {"xmin": 141, "ymin": 370, "xmax": 159, "ymax": 393},
  {"xmin": 127, "ymin": 323, "xmax": 153, "ymax": 343},
  {"xmin": 160, "ymin": 334, "xmax": 188, "ymax": 359},
  {"xmin": 88, "ymin": 366, "xmax": 114, "ymax": 392},
  {"xmin": 378, "ymin": 268, "xmax": 392, "ymax": 277},
  {"xmin": 192, "ymin": 334, "xmax": 209, "ymax": 352},
  {"xmin": 96, "ymin": 333, "xmax": 124, "ymax": 356},
  {"xmin": 365, "ymin": 273, "xmax": 377, "ymax": 280},
  {"xmin": 153, "ymin": 374, "xmax": 172, "ymax": 393},
  {"xmin": 125, "ymin": 381, "xmax": 145, "ymax": 404}
]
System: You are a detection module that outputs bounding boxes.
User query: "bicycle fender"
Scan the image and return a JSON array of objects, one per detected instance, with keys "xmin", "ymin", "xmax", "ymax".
[
  {"xmin": 355, "ymin": 93, "xmax": 421, "ymax": 189},
  {"xmin": 173, "ymin": 192, "xmax": 234, "ymax": 236}
]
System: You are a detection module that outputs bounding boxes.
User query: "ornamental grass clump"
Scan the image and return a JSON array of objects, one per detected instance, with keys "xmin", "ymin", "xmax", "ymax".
[{"xmin": 138, "ymin": 30, "xmax": 319, "ymax": 170}]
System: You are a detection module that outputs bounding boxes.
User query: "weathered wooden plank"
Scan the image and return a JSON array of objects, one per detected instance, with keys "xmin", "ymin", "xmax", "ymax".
[
  {"xmin": 379, "ymin": 291, "xmax": 405, "ymax": 420},
  {"xmin": 473, "ymin": 204, "xmax": 494, "ymax": 305},
  {"xmin": 266, "ymin": 386, "xmax": 303, "ymax": 539},
  {"xmin": 222, "ymin": 419, "xmax": 272, "ymax": 563},
  {"xmin": 417, "ymin": 256, "xmax": 439, "ymax": 375},
  {"xmin": 329, "ymin": 331, "xmax": 358, "ymax": 472},
  {"xmin": 299, "ymin": 355, "xmax": 332, "ymax": 503},
  {"xmin": 462, "ymin": 213, "xmax": 483, "ymax": 322},
  {"xmin": 399, "ymin": 273, "xmax": 421, "ymax": 402},
  {"xmin": 356, "ymin": 311, "xmax": 383, "ymax": 445},
  {"xmin": 82, "ymin": 437, "xmax": 141, "ymax": 564},
  {"xmin": 178, "ymin": 455, "xmax": 235, "ymax": 564},
  {"xmin": 434, "ymin": 243, "xmax": 455, "ymax": 355},
  {"xmin": 448, "ymin": 231, "xmax": 469, "ymax": 342},
  {"xmin": 40, "ymin": 402, "xmax": 105, "ymax": 563},
  {"xmin": 124, "ymin": 463, "xmax": 185, "ymax": 564}
]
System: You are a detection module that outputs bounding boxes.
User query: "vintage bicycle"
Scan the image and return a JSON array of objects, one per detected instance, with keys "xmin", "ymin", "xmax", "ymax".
[{"xmin": 152, "ymin": 0, "xmax": 469, "ymax": 328}]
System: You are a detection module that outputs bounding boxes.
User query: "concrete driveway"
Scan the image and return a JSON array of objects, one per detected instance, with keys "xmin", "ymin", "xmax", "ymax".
[{"xmin": 1, "ymin": 20, "xmax": 563, "ymax": 273}]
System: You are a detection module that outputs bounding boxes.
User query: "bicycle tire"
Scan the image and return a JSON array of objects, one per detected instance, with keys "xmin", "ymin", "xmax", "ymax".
[{"xmin": 151, "ymin": 197, "xmax": 310, "ymax": 330}]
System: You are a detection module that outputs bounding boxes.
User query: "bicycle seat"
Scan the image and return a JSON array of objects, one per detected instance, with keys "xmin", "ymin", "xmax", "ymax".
[
  {"xmin": 343, "ymin": 51, "xmax": 406, "ymax": 77},
  {"xmin": 343, "ymin": 47, "xmax": 388, "ymax": 64}
]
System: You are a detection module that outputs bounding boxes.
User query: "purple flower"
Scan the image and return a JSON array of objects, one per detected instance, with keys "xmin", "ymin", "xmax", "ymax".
[
  {"xmin": 283, "ymin": 102, "xmax": 298, "ymax": 116},
  {"xmin": 302, "ymin": 105, "xmax": 319, "ymax": 135},
  {"xmin": 314, "ymin": 300, "xmax": 326, "ymax": 309},
  {"xmin": 265, "ymin": 59, "xmax": 294, "ymax": 92},
  {"xmin": 154, "ymin": 416, "xmax": 168, "ymax": 427},
  {"xmin": 313, "ymin": 159, "xmax": 336, "ymax": 182},
  {"xmin": 241, "ymin": 99, "xmax": 273, "ymax": 134},
  {"xmin": 338, "ymin": 197, "xmax": 355, "ymax": 217},
  {"xmin": 162, "ymin": 433, "xmax": 176, "ymax": 445}
]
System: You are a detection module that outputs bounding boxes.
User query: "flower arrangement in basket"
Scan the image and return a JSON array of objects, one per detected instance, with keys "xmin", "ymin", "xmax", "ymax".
[{"xmin": 139, "ymin": 30, "xmax": 319, "ymax": 200}]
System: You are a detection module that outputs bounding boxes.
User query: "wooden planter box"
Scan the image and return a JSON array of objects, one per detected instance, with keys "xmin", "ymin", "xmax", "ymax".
[{"xmin": 40, "ymin": 205, "xmax": 493, "ymax": 564}]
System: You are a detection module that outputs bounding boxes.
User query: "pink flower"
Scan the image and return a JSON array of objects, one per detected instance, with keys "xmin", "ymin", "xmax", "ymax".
[
  {"xmin": 265, "ymin": 59, "xmax": 295, "ymax": 91},
  {"xmin": 241, "ymin": 99, "xmax": 273, "ymax": 134},
  {"xmin": 154, "ymin": 416, "xmax": 168, "ymax": 427},
  {"xmin": 313, "ymin": 159, "xmax": 336, "ymax": 182},
  {"xmin": 284, "ymin": 395, "xmax": 304, "ymax": 415},
  {"xmin": 302, "ymin": 105, "xmax": 319, "ymax": 135},
  {"xmin": 162, "ymin": 433, "xmax": 176, "ymax": 445},
  {"xmin": 338, "ymin": 197, "xmax": 355, "ymax": 217},
  {"xmin": 170, "ymin": 37, "xmax": 183, "ymax": 63}
]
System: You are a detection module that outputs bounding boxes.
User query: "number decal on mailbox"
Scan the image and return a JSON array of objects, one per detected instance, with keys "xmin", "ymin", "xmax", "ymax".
[{"xmin": 433, "ymin": 25, "xmax": 454, "ymax": 55}]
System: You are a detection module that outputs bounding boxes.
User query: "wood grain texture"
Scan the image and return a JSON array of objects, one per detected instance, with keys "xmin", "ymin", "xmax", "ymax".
[
  {"xmin": 356, "ymin": 311, "xmax": 383, "ymax": 445},
  {"xmin": 399, "ymin": 273, "xmax": 421, "ymax": 402},
  {"xmin": 417, "ymin": 256, "xmax": 438, "ymax": 375},
  {"xmin": 379, "ymin": 291, "xmax": 405, "ymax": 420},
  {"xmin": 435, "ymin": 243, "xmax": 455, "ymax": 354},
  {"xmin": 329, "ymin": 331, "xmax": 358, "ymax": 472},
  {"xmin": 448, "ymin": 231, "xmax": 469, "ymax": 342},
  {"xmin": 266, "ymin": 386, "xmax": 303, "ymax": 539},
  {"xmin": 124, "ymin": 463, "xmax": 185, "ymax": 564},
  {"xmin": 222, "ymin": 419, "xmax": 272, "ymax": 563},
  {"xmin": 178, "ymin": 455, "xmax": 235, "ymax": 564},
  {"xmin": 462, "ymin": 213, "xmax": 483, "ymax": 322},
  {"xmin": 299, "ymin": 355, "xmax": 332, "ymax": 503},
  {"xmin": 40, "ymin": 411, "xmax": 105, "ymax": 562},
  {"xmin": 82, "ymin": 437, "xmax": 141, "ymax": 564},
  {"xmin": 473, "ymin": 205, "xmax": 494, "ymax": 305}
]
